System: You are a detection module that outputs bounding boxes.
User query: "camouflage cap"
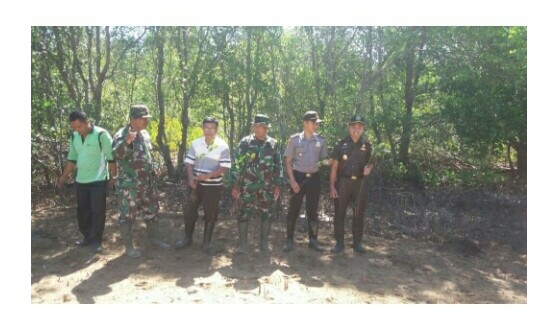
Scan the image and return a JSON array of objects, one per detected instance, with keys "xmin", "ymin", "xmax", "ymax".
[
  {"xmin": 348, "ymin": 114, "xmax": 365, "ymax": 125},
  {"xmin": 130, "ymin": 105, "xmax": 152, "ymax": 119},
  {"xmin": 252, "ymin": 114, "xmax": 270, "ymax": 127}
]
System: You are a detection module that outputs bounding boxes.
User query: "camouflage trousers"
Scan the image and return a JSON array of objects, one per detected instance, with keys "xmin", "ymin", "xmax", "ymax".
[
  {"xmin": 237, "ymin": 186, "xmax": 274, "ymax": 224},
  {"xmin": 116, "ymin": 185, "xmax": 159, "ymax": 225}
]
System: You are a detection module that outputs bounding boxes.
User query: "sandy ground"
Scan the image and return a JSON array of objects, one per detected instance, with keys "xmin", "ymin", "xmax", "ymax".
[{"xmin": 31, "ymin": 186, "xmax": 526, "ymax": 304}]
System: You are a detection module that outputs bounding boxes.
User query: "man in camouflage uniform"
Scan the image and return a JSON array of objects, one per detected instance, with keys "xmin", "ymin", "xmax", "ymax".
[
  {"xmin": 329, "ymin": 115, "xmax": 374, "ymax": 254},
  {"xmin": 112, "ymin": 105, "xmax": 170, "ymax": 258},
  {"xmin": 230, "ymin": 114, "xmax": 287, "ymax": 253}
]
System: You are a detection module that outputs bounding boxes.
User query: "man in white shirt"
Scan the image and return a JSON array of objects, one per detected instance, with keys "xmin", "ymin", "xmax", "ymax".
[{"xmin": 175, "ymin": 117, "xmax": 231, "ymax": 254}]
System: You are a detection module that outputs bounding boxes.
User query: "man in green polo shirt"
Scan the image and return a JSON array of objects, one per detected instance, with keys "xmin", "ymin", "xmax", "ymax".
[{"xmin": 57, "ymin": 111, "xmax": 117, "ymax": 253}]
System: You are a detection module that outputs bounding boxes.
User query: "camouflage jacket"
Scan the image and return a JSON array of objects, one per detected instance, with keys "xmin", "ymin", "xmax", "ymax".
[
  {"xmin": 112, "ymin": 124, "xmax": 156, "ymax": 188},
  {"xmin": 230, "ymin": 134, "xmax": 287, "ymax": 190}
]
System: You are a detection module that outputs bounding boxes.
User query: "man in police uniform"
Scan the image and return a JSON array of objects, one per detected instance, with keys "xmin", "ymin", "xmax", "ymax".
[
  {"xmin": 283, "ymin": 111, "xmax": 328, "ymax": 252},
  {"xmin": 230, "ymin": 114, "xmax": 287, "ymax": 253},
  {"xmin": 329, "ymin": 115, "xmax": 374, "ymax": 254},
  {"xmin": 112, "ymin": 105, "xmax": 171, "ymax": 258}
]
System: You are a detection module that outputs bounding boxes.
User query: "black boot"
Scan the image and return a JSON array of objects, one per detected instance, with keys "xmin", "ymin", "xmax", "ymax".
[
  {"xmin": 237, "ymin": 221, "xmax": 249, "ymax": 254},
  {"xmin": 120, "ymin": 223, "xmax": 140, "ymax": 258},
  {"xmin": 331, "ymin": 240, "xmax": 344, "ymax": 254},
  {"xmin": 308, "ymin": 238, "xmax": 324, "ymax": 252},
  {"xmin": 175, "ymin": 220, "xmax": 194, "ymax": 250},
  {"xmin": 353, "ymin": 242, "xmax": 367, "ymax": 254},
  {"xmin": 259, "ymin": 219, "xmax": 272, "ymax": 252},
  {"xmin": 283, "ymin": 239, "xmax": 294, "ymax": 252},
  {"xmin": 283, "ymin": 218, "xmax": 295, "ymax": 252},
  {"xmin": 147, "ymin": 219, "xmax": 171, "ymax": 249},
  {"xmin": 307, "ymin": 219, "xmax": 324, "ymax": 252},
  {"xmin": 175, "ymin": 237, "xmax": 192, "ymax": 249},
  {"xmin": 202, "ymin": 220, "xmax": 216, "ymax": 254}
]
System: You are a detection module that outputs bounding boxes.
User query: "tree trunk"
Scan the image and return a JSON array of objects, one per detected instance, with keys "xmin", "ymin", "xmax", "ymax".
[
  {"xmin": 154, "ymin": 27, "xmax": 175, "ymax": 178},
  {"xmin": 398, "ymin": 42, "xmax": 414, "ymax": 166},
  {"xmin": 398, "ymin": 27, "xmax": 426, "ymax": 166},
  {"xmin": 178, "ymin": 98, "xmax": 190, "ymax": 179},
  {"xmin": 90, "ymin": 27, "xmax": 111, "ymax": 122},
  {"xmin": 356, "ymin": 27, "xmax": 382, "ymax": 143},
  {"xmin": 244, "ymin": 28, "xmax": 253, "ymax": 138},
  {"xmin": 224, "ymin": 92, "xmax": 235, "ymax": 156},
  {"xmin": 512, "ymin": 139, "xmax": 527, "ymax": 181},
  {"xmin": 52, "ymin": 27, "xmax": 80, "ymax": 107},
  {"xmin": 306, "ymin": 27, "xmax": 325, "ymax": 117}
]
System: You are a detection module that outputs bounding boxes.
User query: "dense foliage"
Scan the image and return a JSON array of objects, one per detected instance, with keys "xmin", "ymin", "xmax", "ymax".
[{"xmin": 31, "ymin": 26, "xmax": 526, "ymax": 190}]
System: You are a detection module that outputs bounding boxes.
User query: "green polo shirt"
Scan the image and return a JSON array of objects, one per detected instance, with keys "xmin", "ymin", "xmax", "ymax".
[{"xmin": 67, "ymin": 125, "xmax": 114, "ymax": 184}]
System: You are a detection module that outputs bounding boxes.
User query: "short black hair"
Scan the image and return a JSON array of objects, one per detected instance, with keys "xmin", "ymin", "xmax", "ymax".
[
  {"xmin": 202, "ymin": 117, "xmax": 219, "ymax": 128},
  {"xmin": 69, "ymin": 110, "xmax": 88, "ymax": 122}
]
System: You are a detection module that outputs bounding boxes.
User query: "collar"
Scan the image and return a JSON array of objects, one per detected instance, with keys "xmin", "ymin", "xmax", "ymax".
[
  {"xmin": 300, "ymin": 131, "xmax": 316, "ymax": 141},
  {"xmin": 204, "ymin": 135, "xmax": 218, "ymax": 146},
  {"xmin": 250, "ymin": 134, "xmax": 268, "ymax": 142},
  {"xmin": 345, "ymin": 135, "xmax": 364, "ymax": 144}
]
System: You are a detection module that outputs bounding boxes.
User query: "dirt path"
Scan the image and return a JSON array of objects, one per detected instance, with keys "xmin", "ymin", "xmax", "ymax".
[{"xmin": 31, "ymin": 194, "xmax": 526, "ymax": 304}]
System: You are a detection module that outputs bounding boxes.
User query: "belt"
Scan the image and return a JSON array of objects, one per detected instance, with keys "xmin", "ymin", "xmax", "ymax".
[
  {"xmin": 341, "ymin": 175, "xmax": 362, "ymax": 180},
  {"xmin": 293, "ymin": 170, "xmax": 319, "ymax": 178}
]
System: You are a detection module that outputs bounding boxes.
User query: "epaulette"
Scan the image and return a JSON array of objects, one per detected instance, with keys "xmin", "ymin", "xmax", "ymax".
[
  {"xmin": 289, "ymin": 133, "xmax": 300, "ymax": 139},
  {"xmin": 314, "ymin": 132, "xmax": 325, "ymax": 139}
]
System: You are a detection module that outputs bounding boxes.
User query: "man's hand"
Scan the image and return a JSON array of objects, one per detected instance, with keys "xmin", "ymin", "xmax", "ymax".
[
  {"xmin": 56, "ymin": 174, "xmax": 66, "ymax": 188},
  {"xmin": 188, "ymin": 177, "xmax": 197, "ymax": 189},
  {"xmin": 108, "ymin": 178, "xmax": 116, "ymax": 189},
  {"xmin": 231, "ymin": 186, "xmax": 240, "ymax": 199},
  {"xmin": 289, "ymin": 180, "xmax": 300, "ymax": 193},
  {"xmin": 125, "ymin": 129, "xmax": 137, "ymax": 145},
  {"xmin": 274, "ymin": 186, "xmax": 281, "ymax": 200},
  {"xmin": 195, "ymin": 173, "xmax": 211, "ymax": 181},
  {"xmin": 363, "ymin": 164, "xmax": 373, "ymax": 176},
  {"xmin": 330, "ymin": 185, "xmax": 338, "ymax": 199}
]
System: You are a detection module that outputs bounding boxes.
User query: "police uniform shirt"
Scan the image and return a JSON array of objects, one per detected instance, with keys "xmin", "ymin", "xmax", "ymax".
[
  {"xmin": 284, "ymin": 132, "xmax": 328, "ymax": 173},
  {"xmin": 331, "ymin": 136, "xmax": 372, "ymax": 178}
]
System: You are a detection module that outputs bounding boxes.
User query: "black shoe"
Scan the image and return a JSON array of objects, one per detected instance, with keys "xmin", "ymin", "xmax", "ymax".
[
  {"xmin": 331, "ymin": 242, "xmax": 344, "ymax": 253},
  {"xmin": 308, "ymin": 239, "xmax": 324, "ymax": 252},
  {"xmin": 75, "ymin": 239, "xmax": 90, "ymax": 247},
  {"xmin": 352, "ymin": 243, "xmax": 366, "ymax": 254},
  {"xmin": 91, "ymin": 243, "xmax": 102, "ymax": 253},
  {"xmin": 202, "ymin": 243, "xmax": 216, "ymax": 255},
  {"xmin": 175, "ymin": 238, "xmax": 192, "ymax": 250},
  {"xmin": 283, "ymin": 239, "xmax": 294, "ymax": 253}
]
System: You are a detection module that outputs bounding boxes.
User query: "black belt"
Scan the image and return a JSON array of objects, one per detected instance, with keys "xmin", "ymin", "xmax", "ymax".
[{"xmin": 293, "ymin": 170, "xmax": 319, "ymax": 178}]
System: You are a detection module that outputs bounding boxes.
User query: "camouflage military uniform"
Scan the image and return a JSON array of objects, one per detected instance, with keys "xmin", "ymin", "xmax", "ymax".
[
  {"xmin": 112, "ymin": 124, "xmax": 159, "ymax": 225},
  {"xmin": 230, "ymin": 134, "xmax": 287, "ymax": 224}
]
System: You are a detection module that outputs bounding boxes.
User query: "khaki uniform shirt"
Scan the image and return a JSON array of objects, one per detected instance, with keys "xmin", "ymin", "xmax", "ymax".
[{"xmin": 284, "ymin": 132, "xmax": 328, "ymax": 173}]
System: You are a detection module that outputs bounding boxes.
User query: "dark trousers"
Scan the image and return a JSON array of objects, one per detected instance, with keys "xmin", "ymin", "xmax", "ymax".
[
  {"xmin": 333, "ymin": 177, "xmax": 368, "ymax": 245},
  {"xmin": 76, "ymin": 180, "xmax": 107, "ymax": 244},
  {"xmin": 286, "ymin": 171, "xmax": 321, "ymax": 240},
  {"xmin": 183, "ymin": 184, "xmax": 222, "ymax": 242}
]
